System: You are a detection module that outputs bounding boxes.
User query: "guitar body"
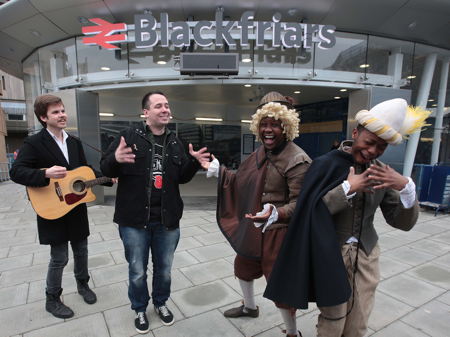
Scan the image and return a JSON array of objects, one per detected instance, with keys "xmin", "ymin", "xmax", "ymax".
[{"xmin": 27, "ymin": 166, "xmax": 97, "ymax": 220}]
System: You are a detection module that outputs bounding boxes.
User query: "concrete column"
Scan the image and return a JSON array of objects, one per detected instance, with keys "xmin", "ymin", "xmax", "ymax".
[
  {"xmin": 388, "ymin": 47, "xmax": 403, "ymax": 89},
  {"xmin": 403, "ymin": 53, "xmax": 437, "ymax": 176},
  {"xmin": 430, "ymin": 57, "xmax": 449, "ymax": 165}
]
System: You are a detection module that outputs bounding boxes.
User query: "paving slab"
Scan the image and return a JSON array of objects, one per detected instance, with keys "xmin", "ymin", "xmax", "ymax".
[
  {"xmin": 171, "ymin": 280, "xmax": 241, "ymax": 317},
  {"xmin": 23, "ymin": 313, "xmax": 110, "ymax": 337},
  {"xmin": 152, "ymin": 309, "xmax": 242, "ymax": 337},
  {"xmin": 370, "ymin": 320, "xmax": 429, "ymax": 337},
  {"xmin": 401, "ymin": 300, "xmax": 450, "ymax": 337}
]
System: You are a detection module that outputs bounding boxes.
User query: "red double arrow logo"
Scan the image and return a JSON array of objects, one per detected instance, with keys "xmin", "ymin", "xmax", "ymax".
[{"xmin": 82, "ymin": 18, "xmax": 127, "ymax": 49}]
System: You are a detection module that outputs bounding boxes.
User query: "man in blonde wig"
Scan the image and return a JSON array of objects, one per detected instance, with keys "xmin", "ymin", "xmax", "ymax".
[
  {"xmin": 203, "ymin": 91, "xmax": 311, "ymax": 337},
  {"xmin": 265, "ymin": 98, "xmax": 429, "ymax": 337}
]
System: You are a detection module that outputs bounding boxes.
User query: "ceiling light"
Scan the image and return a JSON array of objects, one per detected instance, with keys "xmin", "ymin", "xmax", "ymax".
[
  {"xmin": 359, "ymin": 64, "xmax": 370, "ymax": 68},
  {"xmin": 407, "ymin": 75, "xmax": 416, "ymax": 79},
  {"xmin": 157, "ymin": 60, "xmax": 167, "ymax": 65},
  {"xmin": 244, "ymin": 84, "xmax": 252, "ymax": 87},
  {"xmin": 334, "ymin": 96, "xmax": 341, "ymax": 99},
  {"xmin": 100, "ymin": 66, "xmax": 111, "ymax": 71},
  {"xmin": 294, "ymin": 90, "xmax": 301, "ymax": 94},
  {"xmin": 195, "ymin": 117, "xmax": 223, "ymax": 122},
  {"xmin": 428, "ymin": 99, "xmax": 434, "ymax": 102},
  {"xmin": 340, "ymin": 88, "xmax": 347, "ymax": 92},
  {"xmin": 432, "ymin": 104, "xmax": 437, "ymax": 107},
  {"xmin": 241, "ymin": 119, "xmax": 252, "ymax": 123},
  {"xmin": 408, "ymin": 21, "xmax": 417, "ymax": 29},
  {"xmin": 242, "ymin": 58, "xmax": 252, "ymax": 63},
  {"xmin": 99, "ymin": 112, "xmax": 114, "ymax": 117},
  {"xmin": 140, "ymin": 114, "xmax": 146, "ymax": 118}
]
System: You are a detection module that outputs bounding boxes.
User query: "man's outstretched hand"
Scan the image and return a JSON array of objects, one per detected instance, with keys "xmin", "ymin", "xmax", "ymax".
[{"xmin": 189, "ymin": 143, "xmax": 211, "ymax": 169}]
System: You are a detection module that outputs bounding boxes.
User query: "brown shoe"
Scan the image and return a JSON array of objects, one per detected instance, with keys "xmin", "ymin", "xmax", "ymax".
[{"xmin": 224, "ymin": 304, "xmax": 259, "ymax": 318}]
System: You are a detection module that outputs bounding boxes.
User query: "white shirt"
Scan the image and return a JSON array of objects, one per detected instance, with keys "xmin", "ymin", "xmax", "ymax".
[{"xmin": 46, "ymin": 129, "xmax": 69, "ymax": 163}]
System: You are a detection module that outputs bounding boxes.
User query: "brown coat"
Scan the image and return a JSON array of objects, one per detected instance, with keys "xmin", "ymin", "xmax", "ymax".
[{"xmin": 216, "ymin": 141, "xmax": 311, "ymax": 258}]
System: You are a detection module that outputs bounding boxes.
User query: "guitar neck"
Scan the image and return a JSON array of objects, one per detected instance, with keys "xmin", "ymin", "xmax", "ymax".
[{"xmin": 84, "ymin": 176, "xmax": 112, "ymax": 188}]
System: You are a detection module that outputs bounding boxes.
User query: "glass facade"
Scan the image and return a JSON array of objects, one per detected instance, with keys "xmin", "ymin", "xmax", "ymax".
[{"xmin": 21, "ymin": 29, "xmax": 450, "ymax": 167}]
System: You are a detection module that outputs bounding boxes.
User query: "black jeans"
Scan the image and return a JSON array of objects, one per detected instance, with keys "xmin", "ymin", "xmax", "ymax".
[{"xmin": 46, "ymin": 239, "xmax": 89, "ymax": 295}]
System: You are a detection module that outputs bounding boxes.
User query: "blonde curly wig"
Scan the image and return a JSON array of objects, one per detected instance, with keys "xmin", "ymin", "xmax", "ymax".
[{"xmin": 249, "ymin": 102, "xmax": 300, "ymax": 141}]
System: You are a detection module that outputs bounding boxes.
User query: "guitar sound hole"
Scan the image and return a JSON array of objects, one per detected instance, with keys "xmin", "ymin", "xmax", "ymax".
[{"xmin": 72, "ymin": 180, "xmax": 86, "ymax": 193}]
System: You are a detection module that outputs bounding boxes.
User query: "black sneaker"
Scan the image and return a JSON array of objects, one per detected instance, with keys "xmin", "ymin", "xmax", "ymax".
[
  {"xmin": 154, "ymin": 304, "xmax": 174, "ymax": 326},
  {"xmin": 135, "ymin": 312, "xmax": 150, "ymax": 334}
]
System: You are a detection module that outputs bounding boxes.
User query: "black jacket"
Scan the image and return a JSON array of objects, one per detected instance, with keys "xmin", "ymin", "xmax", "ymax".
[
  {"xmin": 10, "ymin": 129, "xmax": 91, "ymax": 245},
  {"xmin": 100, "ymin": 124, "xmax": 200, "ymax": 230},
  {"xmin": 264, "ymin": 149, "xmax": 353, "ymax": 309}
]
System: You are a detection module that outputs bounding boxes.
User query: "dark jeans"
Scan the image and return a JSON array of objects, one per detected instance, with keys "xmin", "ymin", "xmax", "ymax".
[
  {"xmin": 46, "ymin": 239, "xmax": 89, "ymax": 295},
  {"xmin": 119, "ymin": 223, "xmax": 180, "ymax": 312}
]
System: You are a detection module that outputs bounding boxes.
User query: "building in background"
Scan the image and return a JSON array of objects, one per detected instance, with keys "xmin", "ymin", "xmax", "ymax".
[{"xmin": 0, "ymin": 0, "xmax": 448, "ymax": 175}]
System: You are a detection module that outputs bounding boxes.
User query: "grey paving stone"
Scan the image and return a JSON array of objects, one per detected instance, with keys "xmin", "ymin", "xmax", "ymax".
[
  {"xmin": 0, "ymin": 253, "xmax": 32, "ymax": 272},
  {"xmin": 253, "ymin": 327, "xmax": 284, "ymax": 337},
  {"xmin": 23, "ymin": 313, "xmax": 110, "ymax": 337},
  {"xmin": 436, "ymin": 291, "xmax": 450, "ymax": 305},
  {"xmin": 180, "ymin": 259, "xmax": 233, "ymax": 285},
  {"xmin": 188, "ymin": 242, "xmax": 234, "ymax": 262},
  {"xmin": 197, "ymin": 222, "xmax": 221, "ymax": 233},
  {"xmin": 180, "ymin": 225, "xmax": 207, "ymax": 238},
  {"xmin": 293, "ymin": 310, "xmax": 320, "ymax": 337},
  {"xmin": 406, "ymin": 262, "xmax": 450, "ymax": 289},
  {"xmin": 383, "ymin": 228, "xmax": 429, "ymax": 243},
  {"xmin": 378, "ymin": 274, "xmax": 445, "ymax": 307},
  {"xmin": 371, "ymin": 320, "xmax": 429, "ymax": 337},
  {"xmin": 171, "ymin": 280, "xmax": 240, "ymax": 317},
  {"xmin": 110, "ymin": 250, "xmax": 127, "ymax": 264},
  {"xmin": 152, "ymin": 309, "xmax": 242, "ymax": 337},
  {"xmin": 430, "ymin": 231, "xmax": 450, "ymax": 245},
  {"xmin": 91, "ymin": 263, "xmax": 129, "ymax": 287},
  {"xmin": 88, "ymin": 239, "xmax": 124, "ymax": 255},
  {"xmin": 377, "ymin": 234, "xmax": 410, "ymax": 252},
  {"xmin": 64, "ymin": 282, "xmax": 129, "ymax": 319},
  {"xmin": 99, "ymin": 229, "xmax": 120, "ymax": 241},
  {"xmin": 368, "ymin": 291, "xmax": 414, "ymax": 331},
  {"xmin": 0, "ymin": 300, "xmax": 61, "ymax": 337},
  {"xmin": 9, "ymin": 243, "xmax": 49, "ymax": 258},
  {"xmin": 382, "ymin": 246, "xmax": 436, "ymax": 267},
  {"xmin": 379, "ymin": 255, "xmax": 411, "ymax": 280},
  {"xmin": 171, "ymin": 269, "xmax": 194, "ymax": 292},
  {"xmin": 175, "ymin": 236, "xmax": 203, "ymax": 251},
  {"xmin": 90, "ymin": 223, "xmax": 117, "ymax": 233},
  {"xmin": 0, "ymin": 247, "xmax": 9, "ymax": 258},
  {"xmin": 195, "ymin": 231, "xmax": 227, "ymax": 245},
  {"xmin": 104, "ymin": 299, "xmax": 182, "ymax": 337},
  {"xmin": 408, "ymin": 238, "xmax": 450, "ymax": 256},
  {"xmin": 401, "ymin": 300, "xmax": 450, "ymax": 337},
  {"xmin": 0, "ymin": 233, "xmax": 36, "ymax": 248},
  {"xmin": 413, "ymin": 223, "xmax": 448, "ymax": 235},
  {"xmin": 434, "ymin": 252, "xmax": 450, "ymax": 268},
  {"xmin": 0, "ymin": 283, "xmax": 28, "ymax": 309},
  {"xmin": 172, "ymin": 250, "xmax": 200, "ymax": 269},
  {"xmin": 0, "ymin": 229, "xmax": 16, "ymax": 237},
  {"xmin": 0, "ymin": 263, "xmax": 48, "ymax": 287}
]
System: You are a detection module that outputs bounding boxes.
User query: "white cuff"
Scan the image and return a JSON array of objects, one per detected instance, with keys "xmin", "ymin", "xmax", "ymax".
[
  {"xmin": 399, "ymin": 177, "xmax": 416, "ymax": 209},
  {"xmin": 254, "ymin": 203, "xmax": 279, "ymax": 233},
  {"xmin": 342, "ymin": 180, "xmax": 356, "ymax": 199},
  {"xmin": 206, "ymin": 158, "xmax": 220, "ymax": 178}
]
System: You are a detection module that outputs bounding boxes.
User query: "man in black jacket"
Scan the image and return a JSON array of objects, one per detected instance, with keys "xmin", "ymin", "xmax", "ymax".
[
  {"xmin": 100, "ymin": 91, "xmax": 210, "ymax": 334},
  {"xmin": 10, "ymin": 94, "xmax": 104, "ymax": 319}
]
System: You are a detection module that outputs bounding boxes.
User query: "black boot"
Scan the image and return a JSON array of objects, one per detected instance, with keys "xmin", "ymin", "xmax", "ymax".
[
  {"xmin": 76, "ymin": 277, "xmax": 97, "ymax": 304},
  {"xmin": 45, "ymin": 289, "xmax": 74, "ymax": 319}
]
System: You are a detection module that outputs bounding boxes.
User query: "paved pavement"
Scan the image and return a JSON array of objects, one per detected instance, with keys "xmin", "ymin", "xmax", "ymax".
[{"xmin": 0, "ymin": 180, "xmax": 449, "ymax": 337}]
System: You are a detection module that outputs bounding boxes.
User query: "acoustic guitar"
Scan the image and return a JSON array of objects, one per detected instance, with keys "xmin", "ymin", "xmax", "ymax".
[{"xmin": 26, "ymin": 166, "xmax": 112, "ymax": 220}]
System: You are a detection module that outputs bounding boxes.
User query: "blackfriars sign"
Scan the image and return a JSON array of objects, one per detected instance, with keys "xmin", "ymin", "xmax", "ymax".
[{"xmin": 82, "ymin": 11, "xmax": 336, "ymax": 50}]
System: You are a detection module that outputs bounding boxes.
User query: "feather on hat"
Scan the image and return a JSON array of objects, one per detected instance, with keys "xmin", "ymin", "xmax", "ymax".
[{"xmin": 355, "ymin": 98, "xmax": 431, "ymax": 145}]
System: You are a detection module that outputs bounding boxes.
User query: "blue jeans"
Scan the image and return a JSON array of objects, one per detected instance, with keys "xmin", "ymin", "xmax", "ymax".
[
  {"xmin": 119, "ymin": 223, "xmax": 180, "ymax": 312},
  {"xmin": 46, "ymin": 239, "xmax": 89, "ymax": 295}
]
